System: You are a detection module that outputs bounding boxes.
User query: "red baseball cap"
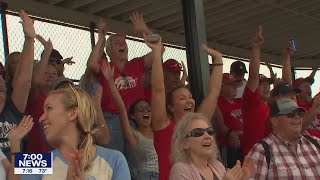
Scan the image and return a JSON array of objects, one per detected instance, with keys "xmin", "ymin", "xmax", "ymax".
[
  {"xmin": 222, "ymin": 73, "xmax": 241, "ymax": 86},
  {"xmin": 163, "ymin": 59, "xmax": 182, "ymax": 73},
  {"xmin": 293, "ymin": 77, "xmax": 314, "ymax": 88},
  {"xmin": 259, "ymin": 74, "xmax": 274, "ymax": 84}
]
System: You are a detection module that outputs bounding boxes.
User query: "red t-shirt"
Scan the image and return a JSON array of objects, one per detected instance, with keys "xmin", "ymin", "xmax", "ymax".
[
  {"xmin": 25, "ymin": 90, "xmax": 49, "ymax": 152},
  {"xmin": 241, "ymin": 87, "xmax": 270, "ymax": 156},
  {"xmin": 144, "ymin": 84, "xmax": 152, "ymax": 103},
  {"xmin": 216, "ymin": 96, "xmax": 243, "ymax": 146},
  {"xmin": 298, "ymin": 98, "xmax": 320, "ymax": 138},
  {"xmin": 154, "ymin": 121, "xmax": 175, "ymax": 180},
  {"xmin": 97, "ymin": 57, "xmax": 145, "ymax": 112}
]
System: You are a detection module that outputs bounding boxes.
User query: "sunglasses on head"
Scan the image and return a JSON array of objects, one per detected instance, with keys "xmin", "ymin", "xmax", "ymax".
[
  {"xmin": 186, "ymin": 127, "xmax": 215, "ymax": 138},
  {"xmin": 135, "ymin": 105, "xmax": 151, "ymax": 112}
]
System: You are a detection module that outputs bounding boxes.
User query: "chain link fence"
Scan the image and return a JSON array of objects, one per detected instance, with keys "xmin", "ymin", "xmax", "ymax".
[{"xmin": 2, "ymin": 10, "xmax": 319, "ymax": 96}]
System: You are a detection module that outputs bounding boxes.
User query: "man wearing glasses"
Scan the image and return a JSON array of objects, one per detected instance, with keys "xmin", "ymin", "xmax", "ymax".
[{"xmin": 248, "ymin": 98, "xmax": 320, "ymax": 179}]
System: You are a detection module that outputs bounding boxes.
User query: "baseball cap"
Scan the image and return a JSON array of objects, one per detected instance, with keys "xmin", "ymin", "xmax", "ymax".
[
  {"xmin": 293, "ymin": 77, "xmax": 314, "ymax": 88},
  {"xmin": 272, "ymin": 82, "xmax": 301, "ymax": 96},
  {"xmin": 269, "ymin": 98, "xmax": 306, "ymax": 117},
  {"xmin": 230, "ymin": 61, "xmax": 248, "ymax": 75},
  {"xmin": 222, "ymin": 73, "xmax": 242, "ymax": 86},
  {"xmin": 52, "ymin": 76, "xmax": 74, "ymax": 90},
  {"xmin": 259, "ymin": 74, "xmax": 274, "ymax": 84},
  {"xmin": 163, "ymin": 59, "xmax": 182, "ymax": 73}
]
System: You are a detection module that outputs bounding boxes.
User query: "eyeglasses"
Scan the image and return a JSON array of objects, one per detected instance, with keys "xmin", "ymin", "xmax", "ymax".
[
  {"xmin": 186, "ymin": 127, "xmax": 215, "ymax": 138},
  {"xmin": 135, "ymin": 105, "xmax": 151, "ymax": 112},
  {"xmin": 276, "ymin": 111, "xmax": 305, "ymax": 118}
]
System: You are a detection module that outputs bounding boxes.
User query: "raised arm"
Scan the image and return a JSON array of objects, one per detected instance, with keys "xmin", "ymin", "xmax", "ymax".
[
  {"xmin": 308, "ymin": 66, "xmax": 318, "ymax": 80},
  {"xmin": 302, "ymin": 93, "xmax": 320, "ymax": 131},
  {"xmin": 130, "ymin": 11, "xmax": 164, "ymax": 69},
  {"xmin": 7, "ymin": 115, "xmax": 34, "ymax": 180},
  {"xmin": 180, "ymin": 61, "xmax": 188, "ymax": 85},
  {"xmin": 282, "ymin": 41, "xmax": 293, "ymax": 84},
  {"xmin": 91, "ymin": 84, "xmax": 110, "ymax": 146},
  {"xmin": 11, "ymin": 10, "xmax": 36, "ymax": 113},
  {"xmin": 144, "ymin": 33, "xmax": 170, "ymax": 130},
  {"xmin": 101, "ymin": 61, "xmax": 139, "ymax": 148},
  {"xmin": 87, "ymin": 18, "xmax": 107, "ymax": 74},
  {"xmin": 197, "ymin": 44, "xmax": 223, "ymax": 120},
  {"xmin": 246, "ymin": 26, "xmax": 264, "ymax": 92},
  {"xmin": 33, "ymin": 35, "xmax": 53, "ymax": 86}
]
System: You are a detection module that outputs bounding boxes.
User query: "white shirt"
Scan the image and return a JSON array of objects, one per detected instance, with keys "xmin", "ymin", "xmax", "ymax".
[{"xmin": 236, "ymin": 80, "xmax": 247, "ymax": 98}]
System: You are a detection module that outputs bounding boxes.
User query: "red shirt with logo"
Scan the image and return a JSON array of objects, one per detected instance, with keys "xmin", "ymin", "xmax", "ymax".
[
  {"xmin": 298, "ymin": 98, "xmax": 320, "ymax": 138},
  {"xmin": 97, "ymin": 57, "xmax": 145, "ymax": 112},
  {"xmin": 154, "ymin": 121, "xmax": 175, "ymax": 180},
  {"xmin": 241, "ymin": 87, "xmax": 270, "ymax": 156},
  {"xmin": 216, "ymin": 96, "xmax": 243, "ymax": 146}
]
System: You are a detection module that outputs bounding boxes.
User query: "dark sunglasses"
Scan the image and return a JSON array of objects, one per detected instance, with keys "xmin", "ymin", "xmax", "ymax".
[
  {"xmin": 135, "ymin": 105, "xmax": 151, "ymax": 112},
  {"xmin": 186, "ymin": 127, "xmax": 215, "ymax": 138}
]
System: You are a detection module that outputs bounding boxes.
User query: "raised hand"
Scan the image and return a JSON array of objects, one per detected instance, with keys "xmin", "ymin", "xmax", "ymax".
[
  {"xmin": 143, "ymin": 32, "xmax": 162, "ymax": 52},
  {"xmin": 284, "ymin": 40, "xmax": 293, "ymax": 55},
  {"xmin": 7, "ymin": 115, "xmax": 34, "ymax": 143},
  {"xmin": 62, "ymin": 57, "xmax": 75, "ymax": 65},
  {"xmin": 19, "ymin": 10, "xmax": 36, "ymax": 39},
  {"xmin": 36, "ymin": 35, "xmax": 53, "ymax": 51},
  {"xmin": 202, "ymin": 44, "xmax": 222, "ymax": 61},
  {"xmin": 251, "ymin": 25, "xmax": 264, "ymax": 48},
  {"xmin": 97, "ymin": 18, "xmax": 107, "ymax": 37},
  {"xmin": 130, "ymin": 10, "xmax": 151, "ymax": 34},
  {"xmin": 222, "ymin": 160, "xmax": 243, "ymax": 180},
  {"xmin": 101, "ymin": 61, "xmax": 115, "ymax": 82},
  {"xmin": 241, "ymin": 156, "xmax": 256, "ymax": 179}
]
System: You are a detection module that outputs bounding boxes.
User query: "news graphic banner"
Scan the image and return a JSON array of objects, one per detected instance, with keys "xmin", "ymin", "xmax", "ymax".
[{"xmin": 14, "ymin": 152, "xmax": 53, "ymax": 174}]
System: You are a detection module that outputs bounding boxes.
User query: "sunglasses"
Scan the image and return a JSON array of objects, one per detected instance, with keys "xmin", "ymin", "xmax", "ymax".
[
  {"xmin": 135, "ymin": 105, "xmax": 151, "ymax": 113},
  {"xmin": 276, "ymin": 111, "xmax": 305, "ymax": 118},
  {"xmin": 186, "ymin": 127, "xmax": 215, "ymax": 138}
]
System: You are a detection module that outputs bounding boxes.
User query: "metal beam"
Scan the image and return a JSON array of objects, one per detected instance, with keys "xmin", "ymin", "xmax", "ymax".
[
  {"xmin": 84, "ymin": 0, "xmax": 127, "ymax": 14},
  {"xmin": 59, "ymin": 0, "xmax": 97, "ymax": 10},
  {"xmin": 182, "ymin": 0, "xmax": 208, "ymax": 105},
  {"xmin": 100, "ymin": 0, "xmax": 150, "ymax": 18}
]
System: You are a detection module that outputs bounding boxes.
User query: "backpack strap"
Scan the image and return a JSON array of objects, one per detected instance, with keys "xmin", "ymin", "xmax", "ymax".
[
  {"xmin": 303, "ymin": 135, "xmax": 320, "ymax": 149},
  {"xmin": 258, "ymin": 140, "xmax": 270, "ymax": 169}
]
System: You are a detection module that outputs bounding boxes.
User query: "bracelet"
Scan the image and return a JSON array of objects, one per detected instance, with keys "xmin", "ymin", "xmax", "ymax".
[
  {"xmin": 226, "ymin": 129, "xmax": 233, "ymax": 137},
  {"xmin": 211, "ymin": 63, "xmax": 223, "ymax": 67}
]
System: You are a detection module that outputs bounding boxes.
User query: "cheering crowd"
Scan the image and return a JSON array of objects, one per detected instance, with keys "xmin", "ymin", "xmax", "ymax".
[{"xmin": 0, "ymin": 9, "xmax": 319, "ymax": 180}]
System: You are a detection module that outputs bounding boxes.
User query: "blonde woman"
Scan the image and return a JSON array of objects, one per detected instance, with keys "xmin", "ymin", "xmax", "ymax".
[
  {"xmin": 170, "ymin": 112, "xmax": 255, "ymax": 180},
  {"xmin": 16, "ymin": 86, "xmax": 130, "ymax": 180}
]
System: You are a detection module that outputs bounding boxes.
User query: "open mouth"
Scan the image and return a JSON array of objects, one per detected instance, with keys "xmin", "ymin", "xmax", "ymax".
[
  {"xmin": 142, "ymin": 114, "xmax": 150, "ymax": 120},
  {"xmin": 184, "ymin": 107, "xmax": 192, "ymax": 112},
  {"xmin": 118, "ymin": 49, "xmax": 125, "ymax": 53},
  {"xmin": 202, "ymin": 142, "xmax": 212, "ymax": 147}
]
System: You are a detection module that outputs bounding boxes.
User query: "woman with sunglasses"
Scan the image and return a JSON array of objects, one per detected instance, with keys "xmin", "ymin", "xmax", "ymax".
[
  {"xmin": 170, "ymin": 112, "xmax": 254, "ymax": 180},
  {"xmin": 19, "ymin": 85, "xmax": 130, "ymax": 180},
  {"xmin": 144, "ymin": 33, "xmax": 223, "ymax": 180},
  {"xmin": 101, "ymin": 61, "xmax": 159, "ymax": 180}
]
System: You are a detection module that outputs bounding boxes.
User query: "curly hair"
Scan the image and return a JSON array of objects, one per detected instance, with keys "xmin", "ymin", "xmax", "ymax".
[{"xmin": 171, "ymin": 112, "xmax": 218, "ymax": 164}]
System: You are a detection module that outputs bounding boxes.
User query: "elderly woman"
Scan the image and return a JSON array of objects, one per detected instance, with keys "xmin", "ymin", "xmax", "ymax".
[
  {"xmin": 170, "ymin": 112, "xmax": 254, "ymax": 180},
  {"xmin": 8, "ymin": 85, "xmax": 130, "ymax": 180}
]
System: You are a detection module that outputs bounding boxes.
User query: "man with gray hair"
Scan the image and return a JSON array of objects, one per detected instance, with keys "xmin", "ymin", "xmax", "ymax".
[{"xmin": 248, "ymin": 98, "xmax": 320, "ymax": 179}]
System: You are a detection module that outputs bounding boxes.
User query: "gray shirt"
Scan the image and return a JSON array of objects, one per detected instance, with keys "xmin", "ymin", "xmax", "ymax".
[
  {"xmin": 0, "ymin": 97, "xmax": 24, "ymax": 158},
  {"xmin": 132, "ymin": 131, "xmax": 159, "ymax": 173}
]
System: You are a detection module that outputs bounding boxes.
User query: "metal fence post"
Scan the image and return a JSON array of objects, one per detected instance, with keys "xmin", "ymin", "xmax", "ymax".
[{"xmin": 0, "ymin": 2, "xmax": 9, "ymax": 59}]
